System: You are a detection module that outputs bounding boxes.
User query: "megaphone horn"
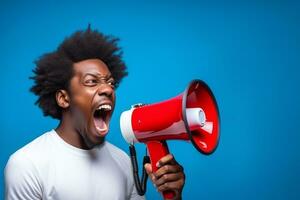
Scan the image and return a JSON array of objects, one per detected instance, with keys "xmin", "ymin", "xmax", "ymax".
[{"xmin": 120, "ymin": 79, "xmax": 220, "ymax": 199}]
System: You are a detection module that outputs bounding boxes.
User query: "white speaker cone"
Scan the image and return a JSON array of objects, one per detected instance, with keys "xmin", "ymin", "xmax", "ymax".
[{"xmin": 186, "ymin": 108, "xmax": 206, "ymax": 130}]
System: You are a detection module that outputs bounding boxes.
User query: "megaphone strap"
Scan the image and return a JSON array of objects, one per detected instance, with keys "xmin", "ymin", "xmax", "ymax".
[{"xmin": 129, "ymin": 144, "xmax": 150, "ymax": 196}]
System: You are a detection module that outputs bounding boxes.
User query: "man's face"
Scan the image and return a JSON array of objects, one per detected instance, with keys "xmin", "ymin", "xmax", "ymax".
[{"xmin": 68, "ymin": 59, "xmax": 115, "ymax": 148}]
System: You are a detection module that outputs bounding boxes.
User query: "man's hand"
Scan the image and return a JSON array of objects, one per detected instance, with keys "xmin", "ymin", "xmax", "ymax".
[{"xmin": 144, "ymin": 154, "xmax": 185, "ymax": 200}]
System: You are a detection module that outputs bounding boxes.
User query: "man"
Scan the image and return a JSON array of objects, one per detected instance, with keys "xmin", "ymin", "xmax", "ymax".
[{"xmin": 5, "ymin": 27, "xmax": 185, "ymax": 200}]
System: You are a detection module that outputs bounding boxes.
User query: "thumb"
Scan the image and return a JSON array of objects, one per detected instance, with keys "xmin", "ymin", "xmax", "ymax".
[{"xmin": 144, "ymin": 163, "xmax": 152, "ymax": 175}]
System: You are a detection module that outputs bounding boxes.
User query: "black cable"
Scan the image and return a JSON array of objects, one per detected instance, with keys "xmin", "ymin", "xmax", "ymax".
[{"xmin": 129, "ymin": 144, "xmax": 150, "ymax": 196}]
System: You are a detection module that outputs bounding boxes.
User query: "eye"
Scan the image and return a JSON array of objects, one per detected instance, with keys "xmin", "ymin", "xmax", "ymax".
[
  {"xmin": 84, "ymin": 78, "xmax": 98, "ymax": 86},
  {"xmin": 107, "ymin": 79, "xmax": 115, "ymax": 88}
]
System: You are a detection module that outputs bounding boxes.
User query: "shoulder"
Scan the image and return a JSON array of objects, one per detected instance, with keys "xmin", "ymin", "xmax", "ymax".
[
  {"xmin": 5, "ymin": 154, "xmax": 43, "ymax": 199},
  {"xmin": 8, "ymin": 130, "xmax": 54, "ymax": 166},
  {"xmin": 5, "ymin": 147, "xmax": 41, "ymax": 187},
  {"xmin": 5, "ymin": 130, "xmax": 55, "ymax": 186},
  {"xmin": 4, "ymin": 131, "xmax": 55, "ymax": 199}
]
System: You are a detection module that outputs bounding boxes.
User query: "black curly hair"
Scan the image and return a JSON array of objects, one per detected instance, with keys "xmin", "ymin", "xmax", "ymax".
[{"xmin": 30, "ymin": 27, "xmax": 127, "ymax": 120}]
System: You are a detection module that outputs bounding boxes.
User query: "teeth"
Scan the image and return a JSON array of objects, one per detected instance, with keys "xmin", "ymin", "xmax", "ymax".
[{"xmin": 97, "ymin": 104, "xmax": 112, "ymax": 111}]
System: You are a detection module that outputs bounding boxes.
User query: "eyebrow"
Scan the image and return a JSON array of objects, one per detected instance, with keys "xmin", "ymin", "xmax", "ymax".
[{"xmin": 83, "ymin": 72, "xmax": 113, "ymax": 79}]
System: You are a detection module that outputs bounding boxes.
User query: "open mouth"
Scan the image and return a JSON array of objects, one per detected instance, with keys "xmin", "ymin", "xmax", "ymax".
[{"xmin": 93, "ymin": 104, "xmax": 112, "ymax": 135}]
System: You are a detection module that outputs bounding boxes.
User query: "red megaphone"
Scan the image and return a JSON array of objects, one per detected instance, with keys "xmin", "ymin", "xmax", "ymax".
[{"xmin": 120, "ymin": 80, "xmax": 220, "ymax": 199}]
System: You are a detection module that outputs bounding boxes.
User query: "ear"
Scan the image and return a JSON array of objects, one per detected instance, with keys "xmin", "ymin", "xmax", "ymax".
[{"xmin": 56, "ymin": 89, "xmax": 70, "ymax": 108}]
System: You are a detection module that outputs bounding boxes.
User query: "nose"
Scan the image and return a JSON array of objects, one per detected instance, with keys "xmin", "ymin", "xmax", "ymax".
[{"xmin": 97, "ymin": 83, "xmax": 114, "ymax": 98}]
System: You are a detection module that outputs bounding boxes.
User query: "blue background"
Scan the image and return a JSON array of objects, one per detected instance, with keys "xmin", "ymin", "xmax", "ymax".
[{"xmin": 1, "ymin": 1, "xmax": 299, "ymax": 199}]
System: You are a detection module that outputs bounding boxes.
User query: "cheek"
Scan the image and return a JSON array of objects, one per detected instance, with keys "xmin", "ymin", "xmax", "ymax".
[{"xmin": 70, "ymin": 89, "xmax": 96, "ymax": 117}]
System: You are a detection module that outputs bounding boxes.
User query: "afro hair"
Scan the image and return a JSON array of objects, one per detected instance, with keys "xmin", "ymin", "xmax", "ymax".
[{"xmin": 30, "ymin": 27, "xmax": 127, "ymax": 119}]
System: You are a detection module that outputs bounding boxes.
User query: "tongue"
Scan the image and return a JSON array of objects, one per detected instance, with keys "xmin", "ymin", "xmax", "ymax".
[{"xmin": 94, "ymin": 117, "xmax": 107, "ymax": 131}]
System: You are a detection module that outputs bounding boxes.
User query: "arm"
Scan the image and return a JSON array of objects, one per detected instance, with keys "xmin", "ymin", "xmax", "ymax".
[
  {"xmin": 4, "ymin": 154, "xmax": 42, "ymax": 200},
  {"xmin": 144, "ymin": 154, "xmax": 185, "ymax": 200}
]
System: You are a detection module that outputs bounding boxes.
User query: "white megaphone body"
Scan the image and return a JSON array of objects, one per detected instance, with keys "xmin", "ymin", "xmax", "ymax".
[{"xmin": 120, "ymin": 80, "xmax": 220, "ymax": 199}]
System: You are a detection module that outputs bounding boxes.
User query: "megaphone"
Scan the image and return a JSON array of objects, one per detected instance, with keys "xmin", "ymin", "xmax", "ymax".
[{"xmin": 120, "ymin": 80, "xmax": 220, "ymax": 199}]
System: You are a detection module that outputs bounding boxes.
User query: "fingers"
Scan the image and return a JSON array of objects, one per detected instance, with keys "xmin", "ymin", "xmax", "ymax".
[
  {"xmin": 156, "ymin": 178, "xmax": 185, "ymax": 193},
  {"xmin": 144, "ymin": 163, "xmax": 157, "ymax": 182},
  {"xmin": 144, "ymin": 163, "xmax": 152, "ymax": 175},
  {"xmin": 145, "ymin": 153, "xmax": 185, "ymax": 199},
  {"xmin": 156, "ymin": 154, "xmax": 177, "ymax": 168},
  {"xmin": 154, "ymin": 163, "xmax": 183, "ymax": 179},
  {"xmin": 154, "ymin": 172, "xmax": 184, "ymax": 187}
]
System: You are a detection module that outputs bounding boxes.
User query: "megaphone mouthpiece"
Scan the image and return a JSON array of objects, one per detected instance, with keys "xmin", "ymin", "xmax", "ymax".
[{"xmin": 186, "ymin": 107, "xmax": 206, "ymax": 129}]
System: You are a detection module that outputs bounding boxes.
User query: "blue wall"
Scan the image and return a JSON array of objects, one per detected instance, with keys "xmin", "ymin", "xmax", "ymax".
[{"xmin": 1, "ymin": 1, "xmax": 299, "ymax": 199}]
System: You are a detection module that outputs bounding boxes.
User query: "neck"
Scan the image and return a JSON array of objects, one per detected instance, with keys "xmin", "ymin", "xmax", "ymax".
[{"xmin": 55, "ymin": 113, "xmax": 90, "ymax": 150}]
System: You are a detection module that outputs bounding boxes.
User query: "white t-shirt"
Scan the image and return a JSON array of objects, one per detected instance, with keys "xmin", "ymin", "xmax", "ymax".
[{"xmin": 5, "ymin": 130, "xmax": 145, "ymax": 200}]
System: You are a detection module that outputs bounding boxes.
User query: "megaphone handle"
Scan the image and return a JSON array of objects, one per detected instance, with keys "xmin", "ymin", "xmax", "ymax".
[{"xmin": 146, "ymin": 141, "xmax": 175, "ymax": 199}]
